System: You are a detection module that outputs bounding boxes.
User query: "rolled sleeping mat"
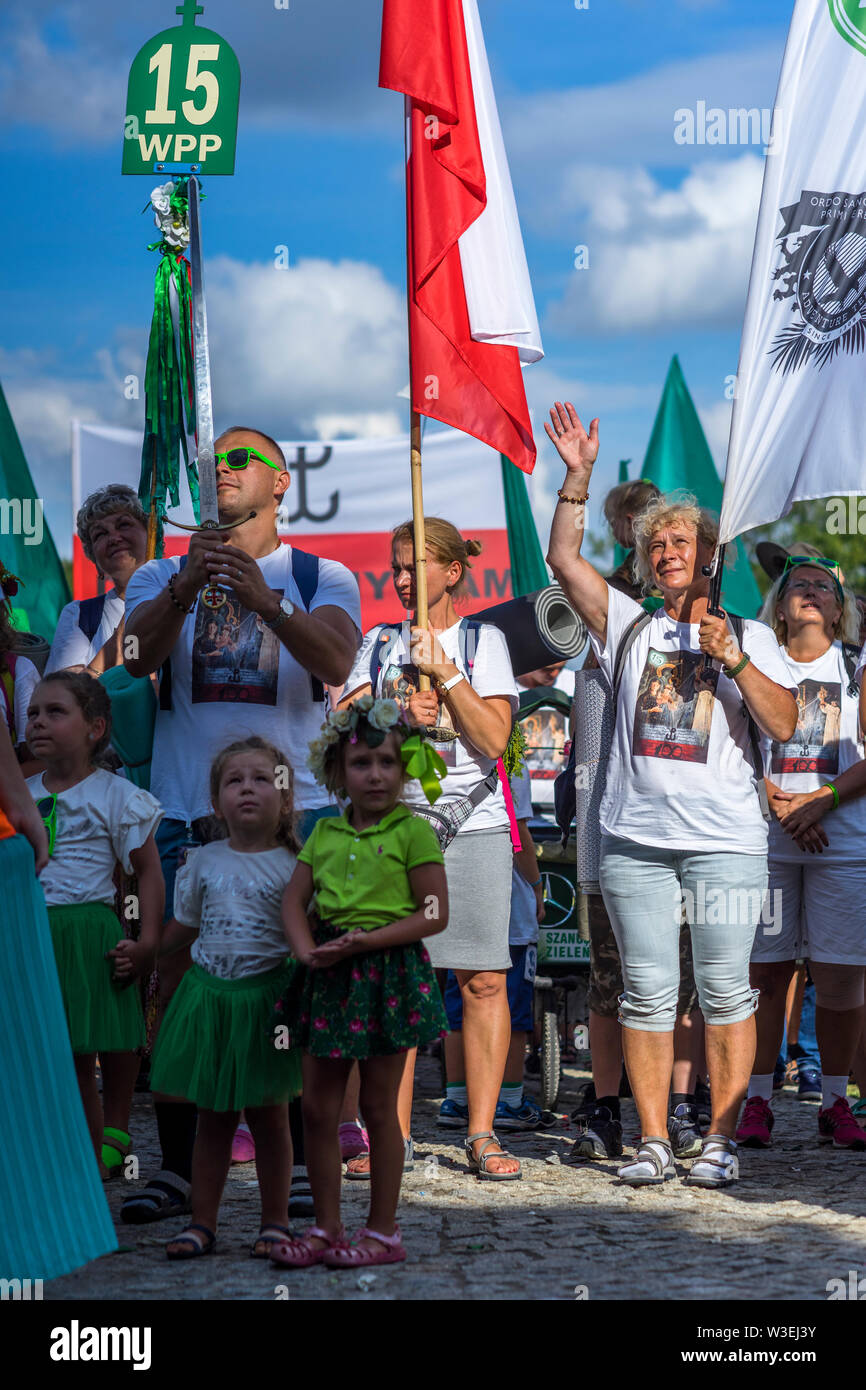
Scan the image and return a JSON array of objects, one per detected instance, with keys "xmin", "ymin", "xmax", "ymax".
[
  {"xmin": 470, "ymin": 584, "xmax": 587, "ymax": 678},
  {"xmin": 573, "ymin": 667, "xmax": 614, "ymax": 895}
]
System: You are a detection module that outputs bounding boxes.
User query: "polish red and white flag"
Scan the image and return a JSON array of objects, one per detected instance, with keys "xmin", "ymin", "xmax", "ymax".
[{"xmin": 379, "ymin": 0, "xmax": 543, "ymax": 474}]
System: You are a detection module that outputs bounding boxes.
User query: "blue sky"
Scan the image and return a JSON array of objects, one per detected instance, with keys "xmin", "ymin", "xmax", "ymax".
[{"xmin": 0, "ymin": 0, "xmax": 794, "ymax": 557}]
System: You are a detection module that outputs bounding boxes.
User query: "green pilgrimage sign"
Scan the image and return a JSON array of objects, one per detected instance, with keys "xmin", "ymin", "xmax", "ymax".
[
  {"xmin": 122, "ymin": 1, "xmax": 240, "ymax": 174},
  {"xmin": 828, "ymin": 0, "xmax": 866, "ymax": 57}
]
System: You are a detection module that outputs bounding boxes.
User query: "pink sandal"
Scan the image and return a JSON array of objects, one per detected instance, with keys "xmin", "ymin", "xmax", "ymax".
[
  {"xmin": 339, "ymin": 1121, "xmax": 370, "ymax": 1161},
  {"xmin": 322, "ymin": 1225, "xmax": 406, "ymax": 1268},
  {"xmin": 269, "ymin": 1225, "xmax": 346, "ymax": 1269}
]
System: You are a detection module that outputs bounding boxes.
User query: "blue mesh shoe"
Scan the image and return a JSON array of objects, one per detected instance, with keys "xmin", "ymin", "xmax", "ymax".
[
  {"xmin": 797, "ymin": 1066, "xmax": 822, "ymax": 1101},
  {"xmin": 494, "ymin": 1093, "xmax": 544, "ymax": 1132},
  {"xmin": 437, "ymin": 1098, "xmax": 470, "ymax": 1129}
]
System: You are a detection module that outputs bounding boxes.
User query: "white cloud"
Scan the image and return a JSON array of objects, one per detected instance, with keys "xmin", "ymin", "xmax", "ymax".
[
  {"xmin": 207, "ymin": 255, "xmax": 407, "ymax": 435},
  {"xmin": 697, "ymin": 397, "xmax": 735, "ymax": 470},
  {"xmin": 545, "ymin": 154, "xmax": 764, "ymax": 333}
]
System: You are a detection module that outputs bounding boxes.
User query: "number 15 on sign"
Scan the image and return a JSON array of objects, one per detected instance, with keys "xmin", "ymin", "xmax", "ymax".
[{"xmin": 122, "ymin": 1, "xmax": 240, "ymax": 175}]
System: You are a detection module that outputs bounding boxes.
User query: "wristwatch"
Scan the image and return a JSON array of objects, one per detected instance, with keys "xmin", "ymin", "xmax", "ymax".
[
  {"xmin": 438, "ymin": 671, "xmax": 465, "ymax": 694},
  {"xmin": 264, "ymin": 597, "xmax": 295, "ymax": 630}
]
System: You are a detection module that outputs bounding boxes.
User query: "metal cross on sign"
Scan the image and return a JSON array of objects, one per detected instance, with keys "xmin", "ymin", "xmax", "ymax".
[{"xmin": 122, "ymin": 1, "xmax": 240, "ymax": 175}]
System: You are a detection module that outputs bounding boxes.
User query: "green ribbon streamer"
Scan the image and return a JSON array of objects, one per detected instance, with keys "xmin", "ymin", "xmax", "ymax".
[
  {"xmin": 138, "ymin": 180, "xmax": 200, "ymax": 556},
  {"xmin": 400, "ymin": 734, "xmax": 447, "ymax": 805}
]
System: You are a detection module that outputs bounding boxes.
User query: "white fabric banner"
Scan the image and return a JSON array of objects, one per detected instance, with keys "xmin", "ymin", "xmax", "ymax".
[
  {"xmin": 720, "ymin": 0, "xmax": 866, "ymax": 544},
  {"xmin": 457, "ymin": 0, "xmax": 543, "ymax": 365}
]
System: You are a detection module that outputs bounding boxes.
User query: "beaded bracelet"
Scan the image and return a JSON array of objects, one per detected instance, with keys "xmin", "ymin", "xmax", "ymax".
[
  {"xmin": 167, "ymin": 574, "xmax": 193, "ymax": 614},
  {"xmin": 557, "ymin": 488, "xmax": 589, "ymax": 505}
]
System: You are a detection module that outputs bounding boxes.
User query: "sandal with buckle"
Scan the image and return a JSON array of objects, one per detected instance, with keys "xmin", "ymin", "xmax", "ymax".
[
  {"xmin": 269, "ymin": 1225, "xmax": 346, "ymax": 1269},
  {"xmin": 322, "ymin": 1225, "xmax": 407, "ymax": 1268},
  {"xmin": 165, "ymin": 1223, "xmax": 216, "ymax": 1260},
  {"xmin": 617, "ymin": 1138, "xmax": 676, "ymax": 1186},
  {"xmin": 121, "ymin": 1169, "xmax": 192, "ymax": 1225},
  {"xmin": 684, "ymin": 1133, "xmax": 739, "ymax": 1188},
  {"xmin": 464, "ymin": 1131, "xmax": 522, "ymax": 1181},
  {"xmin": 345, "ymin": 1136, "xmax": 414, "ymax": 1181},
  {"xmin": 250, "ymin": 1224, "xmax": 294, "ymax": 1259}
]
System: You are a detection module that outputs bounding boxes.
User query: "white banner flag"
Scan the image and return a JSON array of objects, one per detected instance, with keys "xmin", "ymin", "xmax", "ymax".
[{"xmin": 720, "ymin": 0, "xmax": 866, "ymax": 544}]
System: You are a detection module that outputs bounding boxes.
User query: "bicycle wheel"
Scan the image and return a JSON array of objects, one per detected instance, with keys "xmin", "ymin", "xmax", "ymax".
[{"xmin": 540, "ymin": 990, "xmax": 561, "ymax": 1111}]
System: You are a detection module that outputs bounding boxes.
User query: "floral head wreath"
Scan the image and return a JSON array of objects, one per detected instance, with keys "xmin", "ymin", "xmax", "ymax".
[
  {"xmin": 307, "ymin": 695, "xmax": 445, "ymax": 804},
  {"xmin": 0, "ymin": 562, "xmax": 23, "ymax": 604}
]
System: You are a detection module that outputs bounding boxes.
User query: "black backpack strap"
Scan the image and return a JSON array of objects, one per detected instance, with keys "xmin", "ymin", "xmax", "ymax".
[
  {"xmin": 841, "ymin": 643, "xmax": 861, "ymax": 699},
  {"xmin": 77, "ymin": 593, "xmax": 107, "ymax": 644},
  {"xmin": 158, "ymin": 555, "xmax": 189, "ymax": 713},
  {"xmin": 729, "ymin": 614, "xmax": 769, "ymax": 818},
  {"xmin": 290, "ymin": 547, "xmax": 324, "ymax": 704},
  {"xmin": 612, "ymin": 611, "xmax": 654, "ymax": 707}
]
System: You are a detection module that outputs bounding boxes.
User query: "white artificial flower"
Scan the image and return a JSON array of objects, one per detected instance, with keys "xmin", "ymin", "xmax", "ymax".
[
  {"xmin": 150, "ymin": 183, "xmax": 173, "ymax": 217},
  {"xmin": 321, "ymin": 723, "xmax": 341, "ymax": 745},
  {"xmin": 354, "ymin": 693, "xmax": 374, "ymax": 713},
  {"xmin": 368, "ymin": 699, "xmax": 400, "ymax": 732},
  {"xmin": 329, "ymin": 708, "xmax": 353, "ymax": 731}
]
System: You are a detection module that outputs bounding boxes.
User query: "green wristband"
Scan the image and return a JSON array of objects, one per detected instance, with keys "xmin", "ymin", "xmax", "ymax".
[
  {"xmin": 825, "ymin": 782, "xmax": 840, "ymax": 809},
  {"xmin": 723, "ymin": 651, "xmax": 751, "ymax": 678}
]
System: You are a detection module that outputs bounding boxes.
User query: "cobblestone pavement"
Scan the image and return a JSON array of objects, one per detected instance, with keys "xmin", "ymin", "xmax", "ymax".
[{"xmin": 46, "ymin": 1057, "xmax": 866, "ymax": 1302}]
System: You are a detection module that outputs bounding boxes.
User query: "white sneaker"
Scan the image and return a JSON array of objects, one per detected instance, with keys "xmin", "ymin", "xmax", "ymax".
[
  {"xmin": 617, "ymin": 1138, "xmax": 675, "ymax": 1186},
  {"xmin": 685, "ymin": 1134, "xmax": 739, "ymax": 1188}
]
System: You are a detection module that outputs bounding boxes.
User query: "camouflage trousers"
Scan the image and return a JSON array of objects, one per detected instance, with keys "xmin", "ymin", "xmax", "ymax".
[{"xmin": 587, "ymin": 893, "xmax": 698, "ymax": 1019}]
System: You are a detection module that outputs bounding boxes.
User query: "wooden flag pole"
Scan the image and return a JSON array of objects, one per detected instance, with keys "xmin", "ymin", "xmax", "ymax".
[{"xmin": 409, "ymin": 409, "xmax": 431, "ymax": 692}]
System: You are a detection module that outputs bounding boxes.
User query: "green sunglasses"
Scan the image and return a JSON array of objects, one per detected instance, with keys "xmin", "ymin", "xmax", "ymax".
[
  {"xmin": 36, "ymin": 793, "xmax": 58, "ymax": 857},
  {"xmin": 207, "ymin": 446, "xmax": 283, "ymax": 472},
  {"xmin": 779, "ymin": 554, "xmax": 843, "ymax": 602}
]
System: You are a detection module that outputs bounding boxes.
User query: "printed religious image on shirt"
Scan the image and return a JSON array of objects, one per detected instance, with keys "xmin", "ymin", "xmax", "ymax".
[
  {"xmin": 381, "ymin": 658, "xmax": 458, "ymax": 767},
  {"xmin": 632, "ymin": 649, "xmax": 718, "ymax": 763},
  {"xmin": 771, "ymin": 679, "xmax": 841, "ymax": 775},
  {"xmin": 521, "ymin": 707, "xmax": 568, "ymax": 780},
  {"xmin": 191, "ymin": 589, "xmax": 281, "ymax": 705}
]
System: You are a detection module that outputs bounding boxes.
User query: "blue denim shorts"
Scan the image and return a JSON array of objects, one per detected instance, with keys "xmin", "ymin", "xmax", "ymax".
[{"xmin": 444, "ymin": 944, "xmax": 536, "ymax": 1033}]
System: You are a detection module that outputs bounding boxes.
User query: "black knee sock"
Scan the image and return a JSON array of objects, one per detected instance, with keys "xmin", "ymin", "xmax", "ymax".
[
  {"xmin": 155, "ymin": 1101, "xmax": 197, "ymax": 1182},
  {"xmin": 671, "ymin": 1092, "xmax": 695, "ymax": 1110},
  {"xmin": 288, "ymin": 1096, "xmax": 305, "ymax": 1167},
  {"xmin": 596, "ymin": 1095, "xmax": 621, "ymax": 1119}
]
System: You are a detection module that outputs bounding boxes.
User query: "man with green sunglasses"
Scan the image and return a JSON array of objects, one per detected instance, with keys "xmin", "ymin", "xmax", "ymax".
[{"xmin": 121, "ymin": 425, "xmax": 361, "ymax": 1224}]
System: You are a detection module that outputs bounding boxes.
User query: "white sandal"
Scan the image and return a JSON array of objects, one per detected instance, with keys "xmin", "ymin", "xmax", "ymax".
[
  {"xmin": 617, "ymin": 1138, "xmax": 675, "ymax": 1186},
  {"xmin": 685, "ymin": 1134, "xmax": 739, "ymax": 1188}
]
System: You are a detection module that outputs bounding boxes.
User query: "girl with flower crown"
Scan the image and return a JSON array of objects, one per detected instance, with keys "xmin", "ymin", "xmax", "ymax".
[{"xmin": 270, "ymin": 698, "xmax": 449, "ymax": 1270}]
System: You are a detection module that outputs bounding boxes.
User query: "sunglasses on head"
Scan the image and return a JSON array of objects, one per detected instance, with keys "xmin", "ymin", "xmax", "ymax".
[
  {"xmin": 779, "ymin": 555, "xmax": 843, "ymax": 600},
  {"xmin": 205, "ymin": 446, "xmax": 283, "ymax": 472},
  {"xmin": 36, "ymin": 793, "xmax": 58, "ymax": 857}
]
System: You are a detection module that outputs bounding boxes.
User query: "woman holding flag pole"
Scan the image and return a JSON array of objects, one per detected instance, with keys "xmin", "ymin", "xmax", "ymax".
[{"xmin": 546, "ymin": 401, "xmax": 797, "ymax": 1189}]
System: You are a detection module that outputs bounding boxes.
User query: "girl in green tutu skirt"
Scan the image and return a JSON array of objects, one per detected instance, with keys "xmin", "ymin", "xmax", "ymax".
[
  {"xmin": 271, "ymin": 698, "xmax": 449, "ymax": 1271},
  {"xmin": 152, "ymin": 736, "xmax": 303, "ymax": 1260},
  {"xmin": 25, "ymin": 673, "xmax": 164, "ymax": 1177}
]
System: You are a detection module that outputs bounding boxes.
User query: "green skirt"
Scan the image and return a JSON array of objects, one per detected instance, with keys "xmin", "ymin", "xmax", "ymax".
[
  {"xmin": 47, "ymin": 903, "xmax": 145, "ymax": 1055},
  {"xmin": 151, "ymin": 960, "xmax": 302, "ymax": 1112}
]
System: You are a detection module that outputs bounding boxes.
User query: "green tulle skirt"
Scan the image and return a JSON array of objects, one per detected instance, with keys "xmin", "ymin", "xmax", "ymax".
[
  {"xmin": 151, "ymin": 960, "xmax": 302, "ymax": 1112},
  {"xmin": 47, "ymin": 903, "xmax": 145, "ymax": 1055}
]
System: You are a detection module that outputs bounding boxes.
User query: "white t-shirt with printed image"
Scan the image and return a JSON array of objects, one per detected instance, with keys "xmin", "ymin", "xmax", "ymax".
[
  {"xmin": 174, "ymin": 840, "xmax": 296, "ymax": 980},
  {"xmin": 763, "ymin": 641, "xmax": 866, "ymax": 863},
  {"xmin": 125, "ymin": 545, "xmax": 361, "ymax": 822},
  {"xmin": 5, "ymin": 654, "xmax": 40, "ymax": 746},
  {"xmin": 26, "ymin": 768, "xmax": 162, "ymax": 907},
  {"xmin": 591, "ymin": 586, "xmax": 797, "ymax": 854},
  {"xmin": 344, "ymin": 619, "xmax": 519, "ymax": 833}
]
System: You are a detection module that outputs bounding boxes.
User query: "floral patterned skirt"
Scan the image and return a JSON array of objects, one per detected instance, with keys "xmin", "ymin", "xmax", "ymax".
[{"xmin": 291, "ymin": 920, "xmax": 449, "ymax": 1059}]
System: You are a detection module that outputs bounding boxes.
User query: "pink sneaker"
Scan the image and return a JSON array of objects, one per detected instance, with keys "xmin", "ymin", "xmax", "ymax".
[
  {"xmin": 735, "ymin": 1095, "xmax": 774, "ymax": 1147},
  {"xmin": 231, "ymin": 1122, "xmax": 256, "ymax": 1164},
  {"xmin": 818, "ymin": 1097, "xmax": 866, "ymax": 1150}
]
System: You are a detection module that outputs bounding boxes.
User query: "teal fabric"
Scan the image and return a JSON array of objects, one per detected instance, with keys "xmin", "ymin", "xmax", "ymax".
[{"xmin": 0, "ymin": 835, "xmax": 117, "ymax": 1280}]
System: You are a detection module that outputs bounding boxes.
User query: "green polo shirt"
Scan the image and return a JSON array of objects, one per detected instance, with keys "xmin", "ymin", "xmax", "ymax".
[{"xmin": 298, "ymin": 803, "xmax": 444, "ymax": 932}]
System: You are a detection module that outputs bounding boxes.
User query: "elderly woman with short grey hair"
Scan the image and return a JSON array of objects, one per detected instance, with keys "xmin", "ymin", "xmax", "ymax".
[
  {"xmin": 546, "ymin": 400, "xmax": 797, "ymax": 1191},
  {"xmin": 46, "ymin": 485, "xmax": 149, "ymax": 677}
]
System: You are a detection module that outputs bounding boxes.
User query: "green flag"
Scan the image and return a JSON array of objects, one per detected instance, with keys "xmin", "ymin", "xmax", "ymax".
[
  {"xmin": 642, "ymin": 356, "xmax": 762, "ymax": 618},
  {"xmin": 0, "ymin": 379, "xmax": 71, "ymax": 639},
  {"xmin": 613, "ymin": 458, "xmax": 630, "ymax": 569},
  {"xmin": 500, "ymin": 454, "xmax": 548, "ymax": 598}
]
